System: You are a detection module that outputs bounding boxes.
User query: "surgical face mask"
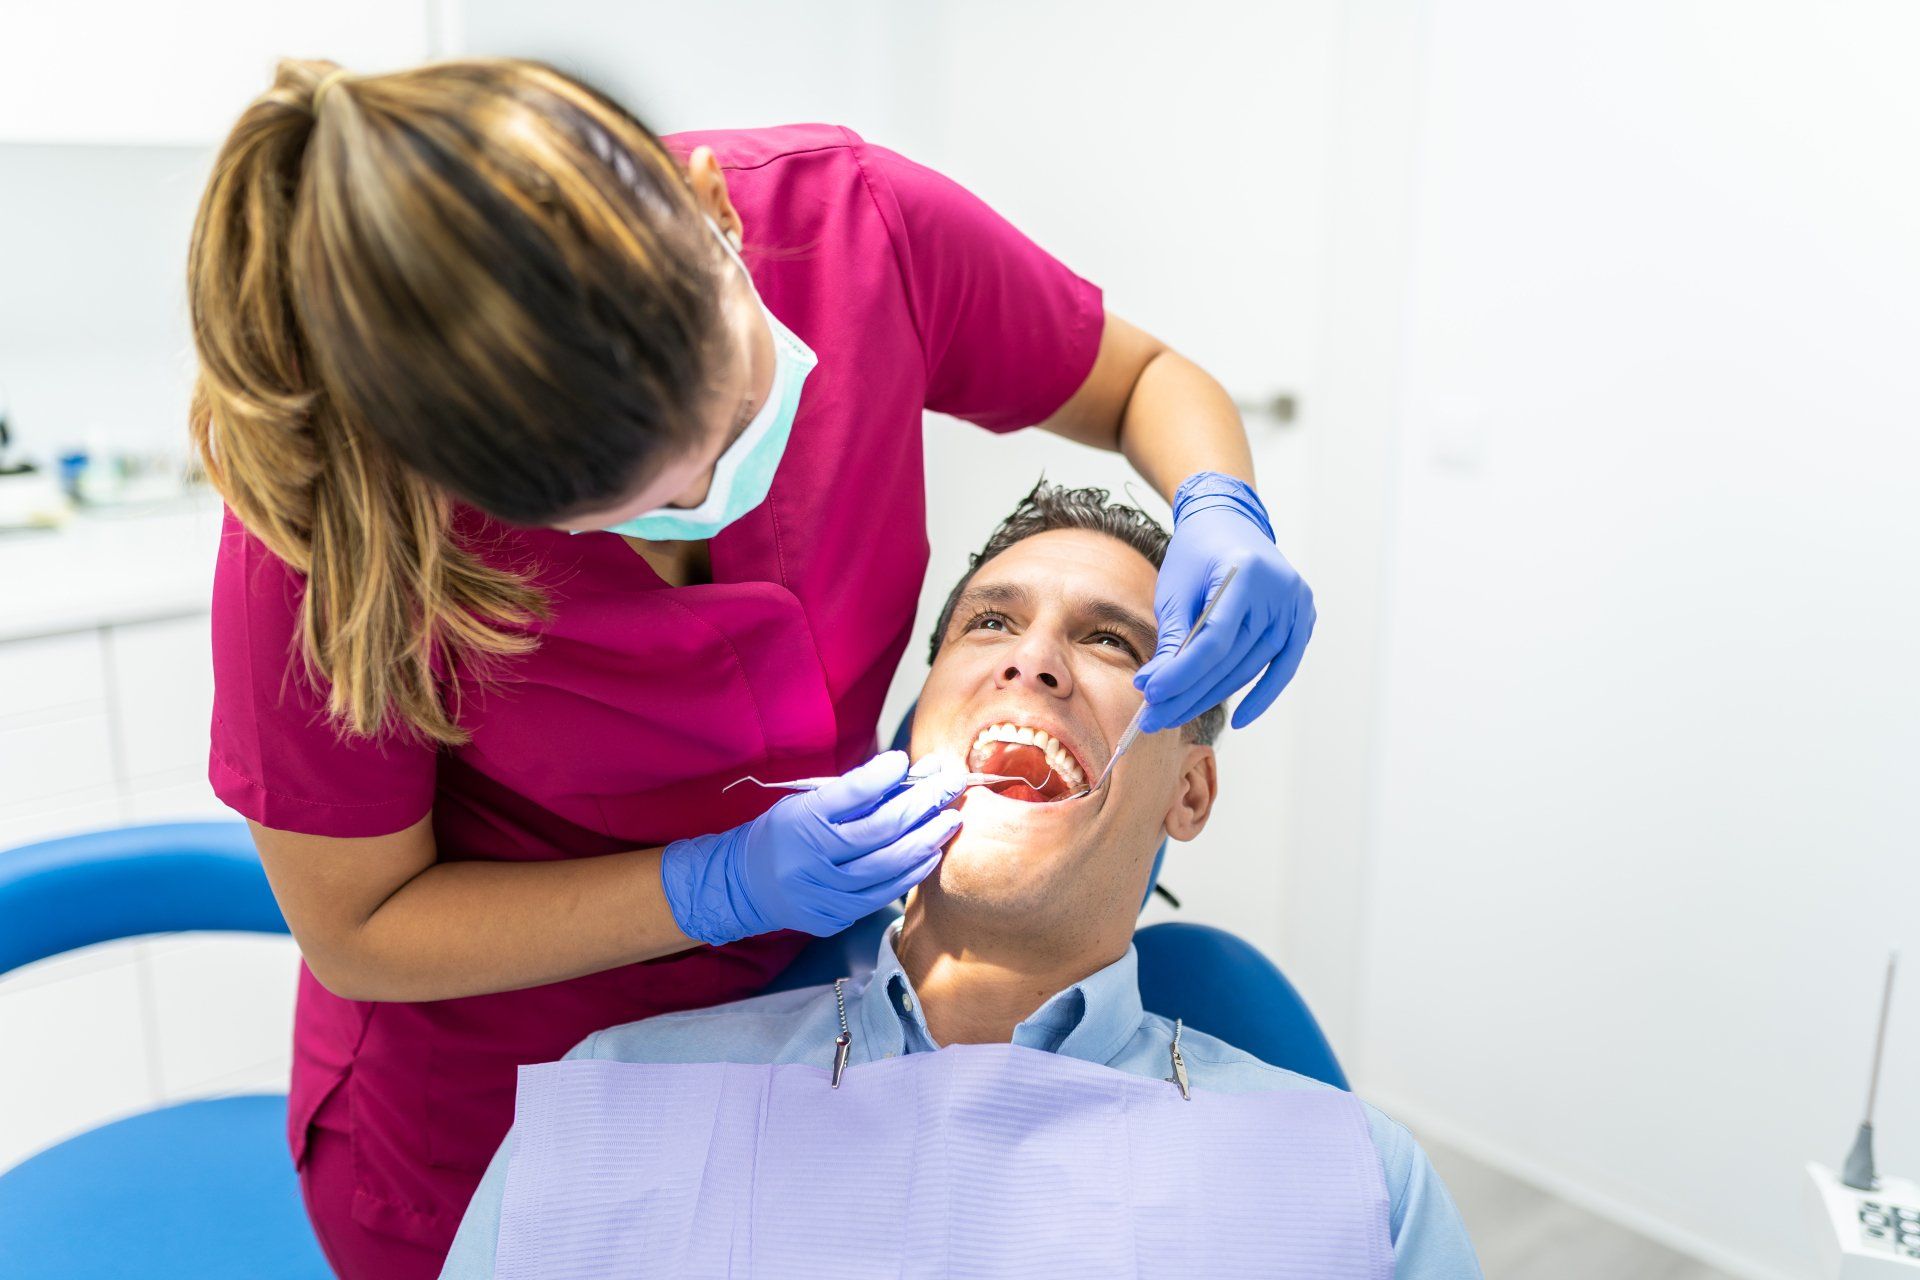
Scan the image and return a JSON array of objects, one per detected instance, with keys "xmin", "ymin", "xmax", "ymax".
[{"xmin": 596, "ymin": 223, "xmax": 816, "ymax": 542}]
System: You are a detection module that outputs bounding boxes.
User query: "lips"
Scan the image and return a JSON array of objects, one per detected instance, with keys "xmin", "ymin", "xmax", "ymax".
[{"xmin": 966, "ymin": 722, "xmax": 1089, "ymax": 803}]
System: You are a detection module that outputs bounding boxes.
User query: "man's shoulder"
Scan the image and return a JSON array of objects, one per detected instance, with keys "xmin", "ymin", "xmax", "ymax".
[{"xmin": 568, "ymin": 983, "xmax": 839, "ymax": 1065}]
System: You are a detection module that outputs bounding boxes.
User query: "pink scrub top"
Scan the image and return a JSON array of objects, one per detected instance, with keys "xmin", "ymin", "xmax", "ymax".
[{"xmin": 206, "ymin": 124, "xmax": 1103, "ymax": 1251}]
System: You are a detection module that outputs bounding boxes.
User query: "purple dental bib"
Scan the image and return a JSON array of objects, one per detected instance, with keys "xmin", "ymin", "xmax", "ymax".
[{"xmin": 495, "ymin": 1042, "xmax": 1392, "ymax": 1279}]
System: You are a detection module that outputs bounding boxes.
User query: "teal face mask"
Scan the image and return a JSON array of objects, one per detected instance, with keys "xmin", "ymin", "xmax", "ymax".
[{"xmin": 598, "ymin": 224, "xmax": 817, "ymax": 542}]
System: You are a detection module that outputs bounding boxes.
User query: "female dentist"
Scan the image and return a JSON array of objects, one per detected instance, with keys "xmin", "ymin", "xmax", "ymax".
[{"xmin": 188, "ymin": 57, "xmax": 1313, "ymax": 1277}]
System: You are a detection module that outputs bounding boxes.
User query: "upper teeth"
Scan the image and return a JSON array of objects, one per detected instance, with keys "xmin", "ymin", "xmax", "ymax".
[{"xmin": 968, "ymin": 723, "xmax": 1086, "ymax": 792}]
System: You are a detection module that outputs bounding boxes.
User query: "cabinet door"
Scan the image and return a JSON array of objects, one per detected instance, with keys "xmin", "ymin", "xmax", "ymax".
[
  {"xmin": 0, "ymin": 2, "xmax": 433, "ymax": 146},
  {"xmin": 0, "ymin": 631, "xmax": 113, "ymax": 822},
  {"xmin": 105, "ymin": 616, "xmax": 214, "ymax": 785},
  {"xmin": 0, "ymin": 630, "xmax": 105, "ymax": 720}
]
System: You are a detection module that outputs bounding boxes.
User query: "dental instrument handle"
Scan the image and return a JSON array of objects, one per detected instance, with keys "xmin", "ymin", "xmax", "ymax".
[
  {"xmin": 728, "ymin": 770, "xmax": 1025, "ymax": 795},
  {"xmin": 1864, "ymin": 949, "xmax": 1898, "ymax": 1125},
  {"xmin": 1088, "ymin": 565, "xmax": 1240, "ymax": 794},
  {"xmin": 1840, "ymin": 947, "xmax": 1899, "ymax": 1191},
  {"xmin": 1091, "ymin": 706, "xmax": 1148, "ymax": 795}
]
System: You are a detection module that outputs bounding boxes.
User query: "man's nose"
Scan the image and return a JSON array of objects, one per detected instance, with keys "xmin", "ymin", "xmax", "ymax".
[{"xmin": 996, "ymin": 635, "xmax": 1073, "ymax": 697}]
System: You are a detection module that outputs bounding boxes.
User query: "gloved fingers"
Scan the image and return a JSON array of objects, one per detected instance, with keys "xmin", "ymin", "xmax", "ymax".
[
  {"xmin": 1139, "ymin": 578, "xmax": 1202, "ymax": 676},
  {"xmin": 787, "ymin": 904, "xmax": 855, "ymax": 938},
  {"xmin": 1139, "ymin": 613, "xmax": 1258, "ymax": 734},
  {"xmin": 1141, "ymin": 608, "xmax": 1189, "ymax": 675},
  {"xmin": 839, "ymin": 810, "xmax": 963, "ymax": 891},
  {"xmin": 1231, "ymin": 597, "xmax": 1315, "ymax": 729},
  {"xmin": 1135, "ymin": 570, "xmax": 1255, "ymax": 713},
  {"xmin": 808, "ymin": 751, "xmax": 912, "ymax": 822},
  {"xmin": 832, "ymin": 774, "xmax": 966, "ymax": 856},
  {"xmin": 864, "ymin": 849, "xmax": 946, "ymax": 907},
  {"xmin": 856, "ymin": 826, "xmax": 958, "ymax": 905},
  {"xmin": 1193, "ymin": 628, "xmax": 1289, "ymax": 734}
]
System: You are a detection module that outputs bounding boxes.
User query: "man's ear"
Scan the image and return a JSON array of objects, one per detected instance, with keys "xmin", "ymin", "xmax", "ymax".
[
  {"xmin": 1162, "ymin": 745, "xmax": 1217, "ymax": 842},
  {"xmin": 685, "ymin": 146, "xmax": 744, "ymax": 246}
]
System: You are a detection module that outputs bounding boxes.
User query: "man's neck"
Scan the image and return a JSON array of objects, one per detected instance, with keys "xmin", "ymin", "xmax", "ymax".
[{"xmin": 895, "ymin": 898, "xmax": 1132, "ymax": 1047}]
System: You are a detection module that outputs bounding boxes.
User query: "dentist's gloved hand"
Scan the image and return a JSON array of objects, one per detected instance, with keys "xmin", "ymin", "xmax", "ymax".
[
  {"xmin": 1135, "ymin": 472, "xmax": 1315, "ymax": 734},
  {"xmin": 662, "ymin": 751, "xmax": 964, "ymax": 946}
]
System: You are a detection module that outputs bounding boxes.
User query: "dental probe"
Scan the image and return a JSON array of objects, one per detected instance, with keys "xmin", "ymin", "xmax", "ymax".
[
  {"xmin": 723, "ymin": 763, "xmax": 1028, "ymax": 794},
  {"xmin": 1085, "ymin": 565, "xmax": 1240, "ymax": 797}
]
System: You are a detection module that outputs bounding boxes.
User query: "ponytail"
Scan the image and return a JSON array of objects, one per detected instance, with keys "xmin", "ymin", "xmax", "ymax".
[{"xmin": 188, "ymin": 59, "xmax": 545, "ymax": 745}]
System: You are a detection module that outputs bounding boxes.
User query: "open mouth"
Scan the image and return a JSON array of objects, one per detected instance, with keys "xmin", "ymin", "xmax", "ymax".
[{"xmin": 966, "ymin": 723, "xmax": 1089, "ymax": 803}]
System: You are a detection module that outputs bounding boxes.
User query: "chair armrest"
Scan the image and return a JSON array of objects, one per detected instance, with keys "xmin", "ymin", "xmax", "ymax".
[{"xmin": 0, "ymin": 821, "xmax": 287, "ymax": 976}]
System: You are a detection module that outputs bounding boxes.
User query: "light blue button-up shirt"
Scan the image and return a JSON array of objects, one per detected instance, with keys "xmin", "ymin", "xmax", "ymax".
[{"xmin": 441, "ymin": 927, "xmax": 1482, "ymax": 1278}]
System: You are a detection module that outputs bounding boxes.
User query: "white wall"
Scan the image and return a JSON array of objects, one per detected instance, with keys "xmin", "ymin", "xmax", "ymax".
[
  {"xmin": 0, "ymin": 1, "xmax": 440, "ymax": 464},
  {"xmin": 0, "ymin": 145, "xmax": 211, "ymax": 462},
  {"xmin": 1322, "ymin": 3, "xmax": 1920, "ymax": 1275},
  {"xmin": 0, "ymin": 1, "xmax": 434, "ymax": 146},
  {"xmin": 459, "ymin": 0, "xmax": 921, "ymax": 142}
]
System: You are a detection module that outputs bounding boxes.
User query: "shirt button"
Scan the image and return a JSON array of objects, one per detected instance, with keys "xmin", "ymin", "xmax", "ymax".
[{"xmin": 898, "ymin": 991, "xmax": 914, "ymax": 1012}]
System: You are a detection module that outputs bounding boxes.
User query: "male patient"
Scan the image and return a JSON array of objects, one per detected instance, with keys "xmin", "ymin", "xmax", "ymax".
[{"xmin": 441, "ymin": 482, "xmax": 1480, "ymax": 1279}]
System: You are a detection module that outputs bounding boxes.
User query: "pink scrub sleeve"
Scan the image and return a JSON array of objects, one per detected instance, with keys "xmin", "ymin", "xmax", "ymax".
[
  {"xmin": 207, "ymin": 511, "xmax": 437, "ymax": 838},
  {"xmin": 850, "ymin": 134, "xmax": 1105, "ymax": 433}
]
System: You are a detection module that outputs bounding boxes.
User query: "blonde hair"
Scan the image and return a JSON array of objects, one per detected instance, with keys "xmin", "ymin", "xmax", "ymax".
[{"xmin": 188, "ymin": 58, "xmax": 728, "ymax": 744}]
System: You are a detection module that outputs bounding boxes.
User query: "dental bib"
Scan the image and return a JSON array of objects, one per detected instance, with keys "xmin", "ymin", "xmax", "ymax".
[{"xmin": 494, "ymin": 1043, "xmax": 1393, "ymax": 1279}]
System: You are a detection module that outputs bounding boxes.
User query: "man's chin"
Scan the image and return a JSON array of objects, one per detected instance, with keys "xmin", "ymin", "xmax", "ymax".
[{"xmin": 921, "ymin": 786, "xmax": 1089, "ymax": 898}]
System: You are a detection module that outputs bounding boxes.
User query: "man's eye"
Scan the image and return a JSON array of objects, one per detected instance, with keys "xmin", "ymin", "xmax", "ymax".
[
  {"xmin": 1090, "ymin": 632, "xmax": 1142, "ymax": 659},
  {"xmin": 964, "ymin": 611, "xmax": 1011, "ymax": 634}
]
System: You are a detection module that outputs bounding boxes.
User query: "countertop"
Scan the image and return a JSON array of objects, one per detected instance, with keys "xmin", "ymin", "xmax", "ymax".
[{"xmin": 0, "ymin": 495, "xmax": 223, "ymax": 642}]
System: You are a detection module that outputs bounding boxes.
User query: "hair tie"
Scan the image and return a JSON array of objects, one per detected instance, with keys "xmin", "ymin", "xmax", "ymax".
[{"xmin": 312, "ymin": 69, "xmax": 351, "ymax": 113}]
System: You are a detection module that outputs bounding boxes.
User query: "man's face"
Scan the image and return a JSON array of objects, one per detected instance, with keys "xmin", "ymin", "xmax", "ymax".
[{"xmin": 909, "ymin": 529, "xmax": 1217, "ymax": 926}]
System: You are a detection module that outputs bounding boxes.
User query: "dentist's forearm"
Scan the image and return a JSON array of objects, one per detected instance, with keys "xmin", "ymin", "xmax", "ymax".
[
  {"xmin": 332, "ymin": 849, "xmax": 697, "ymax": 1001},
  {"xmin": 251, "ymin": 817, "xmax": 698, "ymax": 1003},
  {"xmin": 1035, "ymin": 310, "xmax": 1255, "ymax": 501},
  {"xmin": 1117, "ymin": 349, "xmax": 1256, "ymax": 501}
]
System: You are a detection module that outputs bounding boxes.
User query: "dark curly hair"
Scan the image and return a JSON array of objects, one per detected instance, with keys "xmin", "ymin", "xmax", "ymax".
[{"xmin": 928, "ymin": 479, "xmax": 1226, "ymax": 746}]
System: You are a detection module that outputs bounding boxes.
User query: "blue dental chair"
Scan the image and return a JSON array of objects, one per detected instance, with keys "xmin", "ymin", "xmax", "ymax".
[{"xmin": 0, "ymin": 822, "xmax": 330, "ymax": 1280}]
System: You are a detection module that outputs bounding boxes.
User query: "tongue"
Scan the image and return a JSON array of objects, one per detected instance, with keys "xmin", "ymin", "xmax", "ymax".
[{"xmin": 973, "ymin": 742, "xmax": 1071, "ymax": 803}]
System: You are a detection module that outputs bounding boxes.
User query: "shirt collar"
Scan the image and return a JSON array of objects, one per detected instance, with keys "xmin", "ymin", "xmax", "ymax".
[{"xmin": 856, "ymin": 920, "xmax": 1145, "ymax": 1067}]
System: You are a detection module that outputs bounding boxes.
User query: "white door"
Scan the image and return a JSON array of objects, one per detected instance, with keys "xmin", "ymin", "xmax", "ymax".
[{"xmin": 1323, "ymin": 2, "xmax": 1920, "ymax": 1274}]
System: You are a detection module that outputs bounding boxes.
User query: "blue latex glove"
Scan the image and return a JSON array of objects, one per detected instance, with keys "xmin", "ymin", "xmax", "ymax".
[
  {"xmin": 1134, "ymin": 472, "xmax": 1315, "ymax": 734},
  {"xmin": 662, "ymin": 751, "xmax": 965, "ymax": 946}
]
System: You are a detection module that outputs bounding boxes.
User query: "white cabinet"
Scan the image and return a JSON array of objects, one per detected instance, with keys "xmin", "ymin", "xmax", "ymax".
[
  {"xmin": 0, "ymin": 631, "xmax": 115, "ymax": 842},
  {"xmin": 105, "ymin": 615, "xmax": 221, "ymax": 819},
  {"xmin": 0, "ymin": 630, "xmax": 106, "ymax": 716},
  {"xmin": 0, "ymin": 614, "xmax": 221, "ymax": 838},
  {"xmin": 0, "ymin": 1, "xmax": 437, "ymax": 146}
]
